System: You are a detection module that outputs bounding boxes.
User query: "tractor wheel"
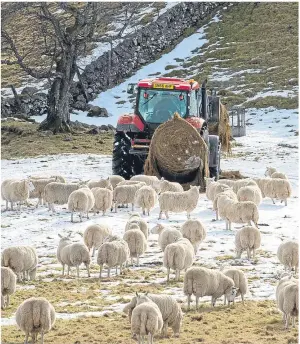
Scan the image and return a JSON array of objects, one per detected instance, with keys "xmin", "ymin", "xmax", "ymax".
[{"xmin": 112, "ymin": 132, "xmax": 145, "ymax": 178}]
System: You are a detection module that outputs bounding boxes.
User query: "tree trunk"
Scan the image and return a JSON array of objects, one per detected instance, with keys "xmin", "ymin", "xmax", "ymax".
[{"xmin": 39, "ymin": 48, "xmax": 76, "ymax": 133}]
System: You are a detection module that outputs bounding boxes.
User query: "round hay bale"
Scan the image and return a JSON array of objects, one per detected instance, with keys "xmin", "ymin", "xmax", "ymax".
[{"xmin": 144, "ymin": 113, "xmax": 209, "ymax": 190}]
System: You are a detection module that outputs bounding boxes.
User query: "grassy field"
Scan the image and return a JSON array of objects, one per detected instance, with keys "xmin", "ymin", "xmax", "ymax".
[
  {"xmin": 163, "ymin": 2, "xmax": 298, "ymax": 109},
  {"xmin": 1, "ymin": 121, "xmax": 114, "ymax": 160},
  {"xmin": 2, "ymin": 300, "xmax": 298, "ymax": 344}
]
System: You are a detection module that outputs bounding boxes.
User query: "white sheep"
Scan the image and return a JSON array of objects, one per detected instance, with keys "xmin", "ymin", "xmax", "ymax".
[
  {"xmin": 218, "ymin": 178, "xmax": 257, "ymax": 193},
  {"xmin": 131, "ymin": 175, "xmax": 161, "ymax": 193},
  {"xmin": 213, "ymin": 188, "xmax": 237, "ymax": 221},
  {"xmin": 222, "ymin": 268, "xmax": 248, "ymax": 304},
  {"xmin": 237, "ymin": 185, "xmax": 262, "ymax": 206},
  {"xmin": 1, "ymin": 267, "xmax": 16, "ymax": 309},
  {"xmin": 180, "ymin": 219, "xmax": 206, "ymax": 254},
  {"xmin": 109, "ymin": 175, "xmax": 125, "ymax": 189},
  {"xmin": 68, "ymin": 187, "xmax": 95, "ymax": 222},
  {"xmin": 1, "ymin": 178, "xmax": 35, "ymax": 211},
  {"xmin": 160, "ymin": 178, "xmax": 183, "ymax": 193},
  {"xmin": 264, "ymin": 178, "xmax": 292, "ymax": 205},
  {"xmin": 1, "ymin": 246, "xmax": 38, "ymax": 282},
  {"xmin": 113, "ymin": 182, "xmax": 146, "ymax": 212},
  {"xmin": 125, "ymin": 213, "xmax": 148, "ymax": 239},
  {"xmin": 205, "ymin": 177, "xmax": 230, "ymax": 201},
  {"xmin": 83, "ymin": 224, "xmax": 112, "ymax": 256},
  {"xmin": 130, "ymin": 293, "xmax": 163, "ymax": 344},
  {"xmin": 253, "ymin": 178, "xmax": 269, "ymax": 198},
  {"xmin": 29, "ymin": 177, "xmax": 61, "ymax": 208},
  {"xmin": 218, "ymin": 195, "xmax": 259, "ymax": 230},
  {"xmin": 16, "ymin": 297, "xmax": 55, "ymax": 344},
  {"xmin": 151, "ymin": 224, "xmax": 182, "ymax": 252},
  {"xmin": 91, "ymin": 187, "xmax": 113, "ymax": 216},
  {"xmin": 56, "ymin": 234, "xmax": 90, "ymax": 278},
  {"xmin": 134, "ymin": 185, "xmax": 157, "ymax": 215},
  {"xmin": 158, "ymin": 185, "xmax": 200, "ymax": 219},
  {"xmin": 43, "ymin": 182, "xmax": 81, "ymax": 212},
  {"xmin": 277, "ymin": 241, "xmax": 298, "ymax": 273},
  {"xmin": 124, "ymin": 293, "xmax": 182, "ymax": 338},
  {"xmin": 276, "ymin": 275, "xmax": 298, "ymax": 329},
  {"xmin": 97, "ymin": 235, "xmax": 130, "ymax": 278},
  {"xmin": 88, "ymin": 177, "xmax": 113, "ymax": 191},
  {"xmin": 163, "ymin": 238, "xmax": 194, "ymax": 281},
  {"xmin": 123, "ymin": 227, "xmax": 147, "ymax": 266},
  {"xmin": 235, "ymin": 226, "xmax": 261, "ymax": 259},
  {"xmin": 265, "ymin": 166, "xmax": 277, "ymax": 177},
  {"xmin": 183, "ymin": 266, "xmax": 237, "ymax": 309}
]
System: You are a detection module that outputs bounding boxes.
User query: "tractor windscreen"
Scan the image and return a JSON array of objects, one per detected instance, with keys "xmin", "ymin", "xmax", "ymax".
[{"xmin": 138, "ymin": 88, "xmax": 188, "ymax": 123}]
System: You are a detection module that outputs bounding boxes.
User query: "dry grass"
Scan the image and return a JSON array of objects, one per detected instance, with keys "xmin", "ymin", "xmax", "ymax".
[
  {"xmin": 2, "ymin": 301, "xmax": 298, "ymax": 344},
  {"xmin": 1, "ymin": 121, "xmax": 114, "ymax": 159}
]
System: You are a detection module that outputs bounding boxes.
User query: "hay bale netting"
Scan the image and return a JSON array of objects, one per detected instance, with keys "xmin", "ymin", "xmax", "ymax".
[
  {"xmin": 208, "ymin": 103, "xmax": 231, "ymax": 153},
  {"xmin": 144, "ymin": 113, "xmax": 209, "ymax": 190}
]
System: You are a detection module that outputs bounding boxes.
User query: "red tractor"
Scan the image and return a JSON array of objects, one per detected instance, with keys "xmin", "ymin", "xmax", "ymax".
[{"xmin": 113, "ymin": 77, "xmax": 222, "ymax": 181}]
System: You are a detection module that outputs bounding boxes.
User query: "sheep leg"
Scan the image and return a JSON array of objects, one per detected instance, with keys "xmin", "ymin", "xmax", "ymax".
[
  {"xmin": 131, "ymin": 257, "xmax": 133, "ymax": 266},
  {"xmin": 23, "ymin": 271, "xmax": 26, "ymax": 281},
  {"xmin": 224, "ymin": 295, "xmax": 227, "ymax": 305},
  {"xmin": 158, "ymin": 211, "xmax": 162, "ymax": 219},
  {"xmin": 99, "ymin": 266, "xmax": 102, "ymax": 279},
  {"xmin": 67, "ymin": 266, "xmax": 71, "ymax": 276},
  {"xmin": 165, "ymin": 211, "xmax": 169, "ymax": 219},
  {"xmin": 137, "ymin": 255, "xmax": 139, "ymax": 267},
  {"xmin": 79, "ymin": 213, "xmax": 82, "ymax": 222},
  {"xmin": 24, "ymin": 333, "xmax": 29, "ymax": 344},
  {"xmin": 86, "ymin": 264, "xmax": 90, "ymax": 277},
  {"xmin": 86, "ymin": 211, "xmax": 89, "ymax": 219},
  {"xmin": 187, "ymin": 212, "xmax": 190, "ymax": 219},
  {"xmin": 131, "ymin": 203, "xmax": 134, "ymax": 211},
  {"xmin": 102, "ymin": 210, "xmax": 105, "ymax": 216},
  {"xmin": 35, "ymin": 198, "xmax": 41, "ymax": 208},
  {"xmin": 107, "ymin": 267, "xmax": 110, "ymax": 278},
  {"xmin": 10, "ymin": 202, "xmax": 14, "ymax": 210},
  {"xmin": 271, "ymin": 198, "xmax": 275, "ymax": 204},
  {"xmin": 6, "ymin": 295, "xmax": 10, "ymax": 308},
  {"xmin": 211, "ymin": 297, "xmax": 216, "ymax": 307},
  {"xmin": 142, "ymin": 208, "xmax": 145, "ymax": 215},
  {"xmin": 115, "ymin": 203, "xmax": 117, "ymax": 213},
  {"xmin": 216, "ymin": 209, "xmax": 219, "ymax": 221},
  {"xmin": 175, "ymin": 270, "xmax": 180, "ymax": 281},
  {"xmin": 115, "ymin": 266, "xmax": 118, "ymax": 275},
  {"xmin": 196, "ymin": 296, "xmax": 199, "ymax": 310},
  {"xmin": 247, "ymin": 248, "xmax": 251, "ymax": 260},
  {"xmin": 285, "ymin": 313, "xmax": 290, "ymax": 329},
  {"xmin": 229, "ymin": 221, "xmax": 232, "ymax": 230},
  {"xmin": 241, "ymin": 294, "xmax": 244, "ymax": 305},
  {"xmin": 147, "ymin": 209, "xmax": 150, "ymax": 216},
  {"xmin": 162, "ymin": 322, "xmax": 168, "ymax": 337},
  {"xmin": 167, "ymin": 267, "xmax": 170, "ymax": 282},
  {"xmin": 51, "ymin": 203, "xmax": 56, "ymax": 213},
  {"xmin": 292, "ymin": 316, "xmax": 295, "ymax": 328},
  {"xmin": 62, "ymin": 264, "xmax": 65, "ymax": 276},
  {"xmin": 4, "ymin": 200, "xmax": 8, "ymax": 211},
  {"xmin": 284, "ymin": 199, "xmax": 287, "ymax": 206},
  {"xmin": 187, "ymin": 295, "xmax": 191, "ymax": 310},
  {"xmin": 149, "ymin": 333, "xmax": 153, "ymax": 344}
]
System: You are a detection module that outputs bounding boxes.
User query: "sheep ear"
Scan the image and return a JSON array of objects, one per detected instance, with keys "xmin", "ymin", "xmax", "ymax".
[{"xmin": 58, "ymin": 234, "xmax": 62, "ymax": 238}]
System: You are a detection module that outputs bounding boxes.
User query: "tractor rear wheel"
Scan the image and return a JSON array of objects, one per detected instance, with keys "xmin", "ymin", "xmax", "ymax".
[{"xmin": 112, "ymin": 132, "xmax": 145, "ymax": 179}]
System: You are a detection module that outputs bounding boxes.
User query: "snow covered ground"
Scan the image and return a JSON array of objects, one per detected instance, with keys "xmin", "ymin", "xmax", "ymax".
[{"xmin": 1, "ymin": 107, "xmax": 298, "ymax": 325}]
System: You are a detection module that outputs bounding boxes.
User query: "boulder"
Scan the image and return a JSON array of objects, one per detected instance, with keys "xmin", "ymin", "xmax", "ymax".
[{"xmin": 87, "ymin": 106, "xmax": 108, "ymax": 117}]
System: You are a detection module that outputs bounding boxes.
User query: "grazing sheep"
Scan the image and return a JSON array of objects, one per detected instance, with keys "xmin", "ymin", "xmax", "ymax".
[
  {"xmin": 1, "ymin": 267, "xmax": 16, "ymax": 309},
  {"xmin": 56, "ymin": 234, "xmax": 90, "ymax": 278},
  {"xmin": 180, "ymin": 219, "xmax": 206, "ymax": 254},
  {"xmin": 97, "ymin": 235, "xmax": 130, "ymax": 278},
  {"xmin": 125, "ymin": 213, "xmax": 148, "ymax": 239},
  {"xmin": 235, "ymin": 226, "xmax": 261, "ymax": 259},
  {"xmin": 109, "ymin": 175, "xmax": 125, "ymax": 189},
  {"xmin": 277, "ymin": 241, "xmax": 298, "ymax": 273},
  {"xmin": 160, "ymin": 178, "xmax": 183, "ymax": 193},
  {"xmin": 29, "ymin": 177, "xmax": 61, "ymax": 208},
  {"xmin": 237, "ymin": 185, "xmax": 262, "ymax": 206},
  {"xmin": 1, "ymin": 246, "xmax": 38, "ymax": 282},
  {"xmin": 88, "ymin": 177, "xmax": 113, "ymax": 191},
  {"xmin": 218, "ymin": 196, "xmax": 259, "ymax": 230},
  {"xmin": 16, "ymin": 297, "xmax": 55, "ymax": 344},
  {"xmin": 183, "ymin": 267, "xmax": 237, "ymax": 309},
  {"xmin": 276, "ymin": 275, "xmax": 298, "ymax": 329},
  {"xmin": 44, "ymin": 182, "xmax": 81, "ymax": 212},
  {"xmin": 113, "ymin": 182, "xmax": 146, "ymax": 212},
  {"xmin": 124, "ymin": 293, "xmax": 182, "ymax": 338},
  {"xmin": 123, "ymin": 227, "xmax": 147, "ymax": 266},
  {"xmin": 130, "ymin": 293, "xmax": 163, "ymax": 344},
  {"xmin": 68, "ymin": 186, "xmax": 95, "ymax": 222},
  {"xmin": 163, "ymin": 238, "xmax": 195, "ymax": 281},
  {"xmin": 83, "ymin": 224, "xmax": 112, "ymax": 256},
  {"xmin": 158, "ymin": 185, "xmax": 200, "ymax": 220},
  {"xmin": 134, "ymin": 185, "xmax": 157, "ymax": 215},
  {"xmin": 219, "ymin": 179, "xmax": 257, "ymax": 193},
  {"xmin": 1, "ymin": 178, "xmax": 35, "ymax": 211},
  {"xmin": 151, "ymin": 224, "xmax": 182, "ymax": 252},
  {"xmin": 131, "ymin": 175, "xmax": 161, "ymax": 193},
  {"xmin": 265, "ymin": 166, "xmax": 277, "ymax": 177},
  {"xmin": 214, "ymin": 188, "xmax": 237, "ymax": 221},
  {"xmin": 264, "ymin": 178, "xmax": 292, "ymax": 206},
  {"xmin": 205, "ymin": 177, "xmax": 230, "ymax": 201},
  {"xmin": 91, "ymin": 187, "xmax": 113, "ymax": 216},
  {"xmin": 222, "ymin": 268, "xmax": 248, "ymax": 304}
]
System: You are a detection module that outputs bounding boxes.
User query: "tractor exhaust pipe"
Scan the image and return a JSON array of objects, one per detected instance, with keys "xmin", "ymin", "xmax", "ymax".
[{"xmin": 201, "ymin": 79, "xmax": 208, "ymax": 121}]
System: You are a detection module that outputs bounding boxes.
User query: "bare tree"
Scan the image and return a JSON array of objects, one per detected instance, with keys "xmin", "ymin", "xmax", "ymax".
[{"xmin": 1, "ymin": 2, "xmax": 133, "ymax": 133}]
